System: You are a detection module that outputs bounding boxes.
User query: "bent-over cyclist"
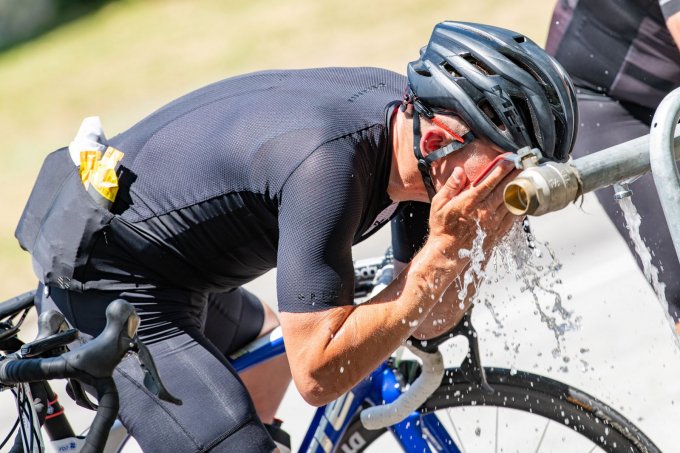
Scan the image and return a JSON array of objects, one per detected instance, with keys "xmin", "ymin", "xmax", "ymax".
[{"xmin": 14, "ymin": 22, "xmax": 577, "ymax": 452}]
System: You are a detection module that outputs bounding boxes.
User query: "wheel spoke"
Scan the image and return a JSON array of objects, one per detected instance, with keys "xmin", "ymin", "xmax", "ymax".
[
  {"xmin": 495, "ymin": 407, "xmax": 499, "ymax": 453},
  {"xmin": 534, "ymin": 419, "xmax": 550, "ymax": 453},
  {"xmin": 446, "ymin": 408, "xmax": 467, "ymax": 453}
]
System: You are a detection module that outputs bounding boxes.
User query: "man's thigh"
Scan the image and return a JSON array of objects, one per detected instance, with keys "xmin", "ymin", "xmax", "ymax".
[
  {"xmin": 115, "ymin": 330, "xmax": 274, "ymax": 452},
  {"xmin": 36, "ymin": 286, "xmax": 275, "ymax": 452},
  {"xmin": 203, "ymin": 288, "xmax": 266, "ymax": 356}
]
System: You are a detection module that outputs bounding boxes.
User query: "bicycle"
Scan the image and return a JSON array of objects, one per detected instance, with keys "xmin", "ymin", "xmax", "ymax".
[
  {"xmin": 0, "ymin": 254, "xmax": 662, "ymax": 452},
  {"xmin": 0, "ymin": 294, "xmax": 179, "ymax": 453},
  {"xmin": 232, "ymin": 255, "xmax": 662, "ymax": 452}
]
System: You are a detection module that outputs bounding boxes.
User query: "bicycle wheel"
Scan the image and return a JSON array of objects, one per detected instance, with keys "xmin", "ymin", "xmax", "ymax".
[{"xmin": 338, "ymin": 367, "xmax": 660, "ymax": 453}]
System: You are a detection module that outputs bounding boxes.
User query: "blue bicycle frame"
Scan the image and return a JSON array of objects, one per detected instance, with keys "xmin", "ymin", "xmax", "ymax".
[{"xmin": 230, "ymin": 330, "xmax": 460, "ymax": 453}]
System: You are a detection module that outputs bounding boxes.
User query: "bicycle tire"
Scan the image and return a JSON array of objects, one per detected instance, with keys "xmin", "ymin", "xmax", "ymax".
[{"xmin": 338, "ymin": 367, "xmax": 660, "ymax": 453}]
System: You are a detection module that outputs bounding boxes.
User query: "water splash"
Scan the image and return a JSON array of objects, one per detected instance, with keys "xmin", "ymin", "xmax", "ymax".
[
  {"xmin": 617, "ymin": 196, "xmax": 680, "ymax": 350},
  {"xmin": 456, "ymin": 220, "xmax": 580, "ymax": 359},
  {"xmin": 487, "ymin": 220, "xmax": 581, "ymax": 358},
  {"xmin": 457, "ymin": 221, "xmax": 487, "ymax": 303}
]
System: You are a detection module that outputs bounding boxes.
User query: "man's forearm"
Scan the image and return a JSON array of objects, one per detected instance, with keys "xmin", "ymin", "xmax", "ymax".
[
  {"xmin": 667, "ymin": 12, "xmax": 680, "ymax": 52},
  {"xmin": 411, "ymin": 265, "xmax": 481, "ymax": 339}
]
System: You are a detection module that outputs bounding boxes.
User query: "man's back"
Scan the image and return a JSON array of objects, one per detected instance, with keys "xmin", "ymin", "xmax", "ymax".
[{"xmin": 80, "ymin": 67, "xmax": 406, "ymax": 300}]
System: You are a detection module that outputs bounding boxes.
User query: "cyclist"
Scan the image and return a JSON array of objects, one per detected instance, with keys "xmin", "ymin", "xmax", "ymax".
[
  {"xmin": 15, "ymin": 22, "xmax": 576, "ymax": 452},
  {"xmin": 546, "ymin": 0, "xmax": 680, "ymax": 330}
]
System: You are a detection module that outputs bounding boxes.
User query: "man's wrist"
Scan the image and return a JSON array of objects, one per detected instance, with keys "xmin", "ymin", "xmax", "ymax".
[{"xmin": 407, "ymin": 237, "xmax": 466, "ymax": 295}]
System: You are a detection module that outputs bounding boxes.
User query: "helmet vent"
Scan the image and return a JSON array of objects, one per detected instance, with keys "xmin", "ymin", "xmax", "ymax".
[
  {"xmin": 513, "ymin": 35, "xmax": 527, "ymax": 43},
  {"xmin": 502, "ymin": 51, "xmax": 560, "ymax": 105},
  {"xmin": 412, "ymin": 60, "xmax": 432, "ymax": 77},
  {"xmin": 479, "ymin": 100, "xmax": 505, "ymax": 129},
  {"xmin": 461, "ymin": 54, "xmax": 495, "ymax": 76},
  {"xmin": 442, "ymin": 61, "xmax": 460, "ymax": 77},
  {"xmin": 511, "ymin": 95, "xmax": 540, "ymax": 147}
]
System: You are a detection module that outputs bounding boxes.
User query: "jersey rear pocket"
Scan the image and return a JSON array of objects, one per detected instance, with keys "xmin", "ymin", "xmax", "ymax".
[{"xmin": 15, "ymin": 148, "xmax": 114, "ymax": 291}]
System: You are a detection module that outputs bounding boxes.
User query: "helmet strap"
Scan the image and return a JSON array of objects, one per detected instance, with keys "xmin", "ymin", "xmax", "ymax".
[
  {"xmin": 413, "ymin": 111, "xmax": 437, "ymax": 200},
  {"xmin": 412, "ymin": 110, "xmax": 475, "ymax": 201}
]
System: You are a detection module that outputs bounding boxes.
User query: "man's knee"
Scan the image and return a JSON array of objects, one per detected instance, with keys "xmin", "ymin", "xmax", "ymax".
[{"xmin": 259, "ymin": 301, "xmax": 281, "ymax": 337}]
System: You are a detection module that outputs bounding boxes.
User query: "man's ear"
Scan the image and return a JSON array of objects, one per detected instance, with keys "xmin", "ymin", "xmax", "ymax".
[{"xmin": 420, "ymin": 129, "xmax": 448, "ymax": 156}]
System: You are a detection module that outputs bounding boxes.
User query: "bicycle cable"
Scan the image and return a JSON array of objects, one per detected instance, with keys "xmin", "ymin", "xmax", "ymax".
[{"xmin": 0, "ymin": 413, "xmax": 19, "ymax": 450}]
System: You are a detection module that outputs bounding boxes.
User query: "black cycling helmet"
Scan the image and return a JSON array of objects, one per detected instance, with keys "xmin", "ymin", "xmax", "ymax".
[{"xmin": 406, "ymin": 21, "xmax": 578, "ymax": 198}]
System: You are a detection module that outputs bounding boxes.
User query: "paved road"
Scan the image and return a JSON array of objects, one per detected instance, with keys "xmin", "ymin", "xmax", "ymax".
[{"xmin": 2, "ymin": 193, "xmax": 679, "ymax": 452}]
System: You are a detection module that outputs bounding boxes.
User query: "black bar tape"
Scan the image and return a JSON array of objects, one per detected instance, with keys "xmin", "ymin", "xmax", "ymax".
[
  {"xmin": 0, "ymin": 357, "xmax": 68, "ymax": 385},
  {"xmin": 81, "ymin": 378, "xmax": 119, "ymax": 453}
]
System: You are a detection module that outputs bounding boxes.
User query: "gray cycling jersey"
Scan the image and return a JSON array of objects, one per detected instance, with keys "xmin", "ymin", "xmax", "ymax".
[{"xmin": 43, "ymin": 68, "xmax": 409, "ymax": 313}]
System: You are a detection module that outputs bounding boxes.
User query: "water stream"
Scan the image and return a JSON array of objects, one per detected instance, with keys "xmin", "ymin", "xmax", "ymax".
[{"xmin": 617, "ymin": 196, "xmax": 680, "ymax": 350}]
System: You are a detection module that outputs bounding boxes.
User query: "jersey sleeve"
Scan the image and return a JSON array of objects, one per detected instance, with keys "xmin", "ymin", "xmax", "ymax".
[
  {"xmin": 276, "ymin": 140, "xmax": 367, "ymax": 313},
  {"xmin": 660, "ymin": 0, "xmax": 680, "ymax": 19},
  {"xmin": 390, "ymin": 201, "xmax": 430, "ymax": 263}
]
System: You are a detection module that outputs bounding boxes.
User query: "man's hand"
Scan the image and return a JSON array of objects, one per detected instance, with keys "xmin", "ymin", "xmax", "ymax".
[
  {"xmin": 428, "ymin": 160, "xmax": 519, "ymax": 256},
  {"xmin": 410, "ymin": 160, "xmax": 519, "ymax": 340}
]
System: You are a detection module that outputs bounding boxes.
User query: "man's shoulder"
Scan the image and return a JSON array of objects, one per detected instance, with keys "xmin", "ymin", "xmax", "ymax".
[{"xmin": 231, "ymin": 67, "xmax": 406, "ymax": 102}]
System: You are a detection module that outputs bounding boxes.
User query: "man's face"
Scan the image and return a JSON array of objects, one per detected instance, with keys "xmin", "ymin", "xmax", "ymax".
[{"xmin": 431, "ymin": 138, "xmax": 505, "ymax": 191}]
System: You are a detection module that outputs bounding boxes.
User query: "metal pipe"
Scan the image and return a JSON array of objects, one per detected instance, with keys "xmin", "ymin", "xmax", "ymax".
[
  {"xmin": 504, "ymin": 132, "xmax": 680, "ymax": 216},
  {"xmin": 650, "ymin": 87, "xmax": 680, "ymax": 265}
]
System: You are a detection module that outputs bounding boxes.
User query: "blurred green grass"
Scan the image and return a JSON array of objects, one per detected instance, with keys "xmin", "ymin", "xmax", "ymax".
[{"xmin": 0, "ymin": 0, "xmax": 554, "ymax": 298}]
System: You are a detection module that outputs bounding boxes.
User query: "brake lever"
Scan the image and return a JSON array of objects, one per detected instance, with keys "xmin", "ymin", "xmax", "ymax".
[
  {"xmin": 66, "ymin": 378, "xmax": 99, "ymax": 411},
  {"xmin": 132, "ymin": 338, "xmax": 182, "ymax": 405}
]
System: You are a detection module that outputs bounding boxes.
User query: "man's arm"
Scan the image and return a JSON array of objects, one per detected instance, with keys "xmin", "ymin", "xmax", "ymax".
[
  {"xmin": 662, "ymin": 1, "xmax": 680, "ymax": 51},
  {"xmin": 391, "ymin": 206, "xmax": 515, "ymax": 340},
  {"xmin": 391, "ymin": 257, "xmax": 475, "ymax": 339},
  {"xmin": 667, "ymin": 11, "xmax": 680, "ymax": 51},
  {"xmin": 409, "ymin": 262, "xmax": 483, "ymax": 340},
  {"xmin": 280, "ymin": 162, "xmax": 517, "ymax": 407}
]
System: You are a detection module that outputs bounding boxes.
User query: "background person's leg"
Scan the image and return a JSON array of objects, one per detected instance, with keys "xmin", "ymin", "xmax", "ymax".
[
  {"xmin": 203, "ymin": 289, "xmax": 292, "ymax": 424},
  {"xmin": 572, "ymin": 91, "xmax": 680, "ymax": 322}
]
